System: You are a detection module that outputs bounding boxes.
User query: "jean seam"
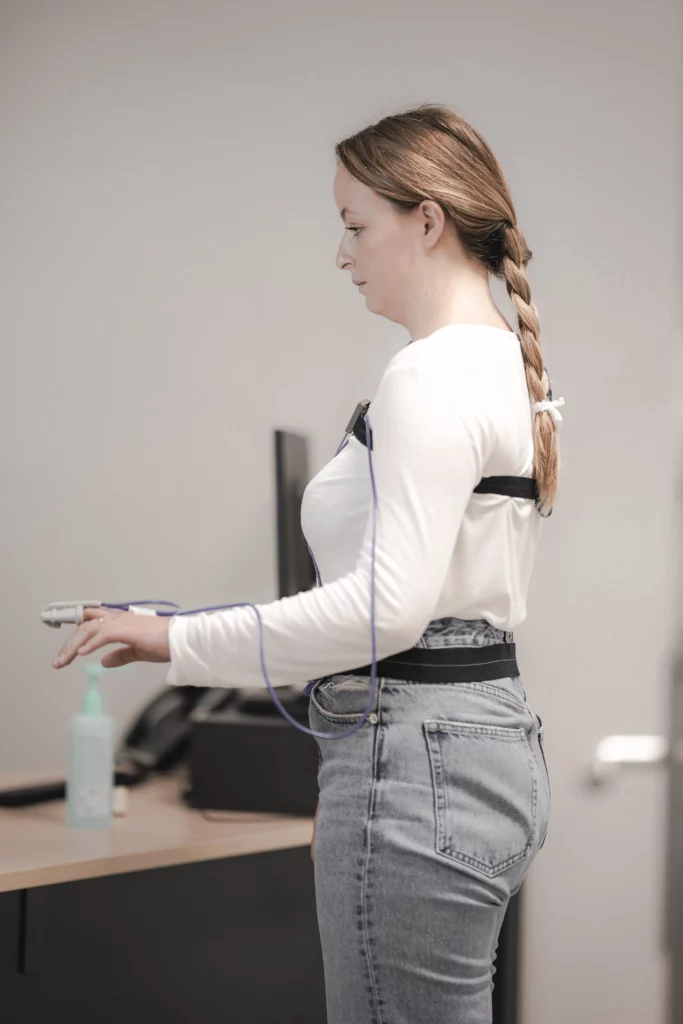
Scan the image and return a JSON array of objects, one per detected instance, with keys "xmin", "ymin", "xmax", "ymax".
[
  {"xmin": 360, "ymin": 694, "xmax": 384, "ymax": 1023},
  {"xmin": 424, "ymin": 720, "xmax": 530, "ymax": 739},
  {"xmin": 384, "ymin": 680, "xmax": 530, "ymax": 714},
  {"xmin": 525, "ymin": 715, "xmax": 547, "ymax": 783},
  {"xmin": 488, "ymin": 901, "xmax": 509, "ymax": 995},
  {"xmin": 535, "ymin": 722, "xmax": 550, "ymax": 848}
]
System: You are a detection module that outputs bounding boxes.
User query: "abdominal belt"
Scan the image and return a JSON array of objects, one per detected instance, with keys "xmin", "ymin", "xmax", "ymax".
[
  {"xmin": 349, "ymin": 643, "xmax": 519, "ymax": 683},
  {"xmin": 345, "ymin": 400, "xmax": 530, "ymax": 682}
]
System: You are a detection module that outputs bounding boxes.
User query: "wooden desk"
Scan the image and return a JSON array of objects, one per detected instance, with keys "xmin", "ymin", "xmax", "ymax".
[
  {"xmin": 0, "ymin": 769, "xmax": 315, "ymax": 892},
  {"xmin": 0, "ymin": 770, "xmax": 326, "ymax": 1023}
]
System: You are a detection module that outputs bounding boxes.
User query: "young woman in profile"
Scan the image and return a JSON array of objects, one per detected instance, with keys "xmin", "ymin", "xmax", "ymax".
[
  {"xmin": 53, "ymin": 101, "xmax": 561, "ymax": 1024},
  {"xmin": 305, "ymin": 103, "xmax": 560, "ymax": 1024}
]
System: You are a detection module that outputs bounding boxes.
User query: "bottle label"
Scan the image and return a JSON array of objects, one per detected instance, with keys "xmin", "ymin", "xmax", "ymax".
[
  {"xmin": 69, "ymin": 729, "xmax": 113, "ymax": 818},
  {"xmin": 75, "ymin": 784, "xmax": 110, "ymax": 818}
]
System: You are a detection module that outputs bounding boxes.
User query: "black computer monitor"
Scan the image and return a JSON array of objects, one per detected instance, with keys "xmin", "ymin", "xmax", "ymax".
[{"xmin": 274, "ymin": 430, "xmax": 317, "ymax": 599}]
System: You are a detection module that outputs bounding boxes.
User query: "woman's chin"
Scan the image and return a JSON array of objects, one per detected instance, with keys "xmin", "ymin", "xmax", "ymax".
[{"xmin": 363, "ymin": 293, "xmax": 383, "ymax": 315}]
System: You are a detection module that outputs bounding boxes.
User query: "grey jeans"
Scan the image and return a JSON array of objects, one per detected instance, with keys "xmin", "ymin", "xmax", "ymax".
[{"xmin": 308, "ymin": 617, "xmax": 550, "ymax": 1024}]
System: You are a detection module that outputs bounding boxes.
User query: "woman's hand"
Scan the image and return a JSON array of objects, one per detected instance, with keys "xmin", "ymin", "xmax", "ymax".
[{"xmin": 52, "ymin": 606, "xmax": 172, "ymax": 670}]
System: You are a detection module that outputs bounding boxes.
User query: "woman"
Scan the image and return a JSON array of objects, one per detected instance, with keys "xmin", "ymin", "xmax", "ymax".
[{"xmin": 53, "ymin": 103, "xmax": 560, "ymax": 1024}]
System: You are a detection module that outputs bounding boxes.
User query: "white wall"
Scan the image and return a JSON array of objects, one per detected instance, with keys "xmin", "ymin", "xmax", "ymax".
[{"xmin": 2, "ymin": 2, "xmax": 681, "ymax": 1022}]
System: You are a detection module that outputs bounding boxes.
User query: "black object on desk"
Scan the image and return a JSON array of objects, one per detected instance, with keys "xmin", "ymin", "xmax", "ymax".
[
  {"xmin": 0, "ymin": 770, "xmax": 143, "ymax": 808},
  {"xmin": 186, "ymin": 687, "xmax": 319, "ymax": 816}
]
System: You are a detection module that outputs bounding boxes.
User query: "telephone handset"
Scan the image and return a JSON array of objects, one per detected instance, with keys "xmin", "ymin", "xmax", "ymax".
[
  {"xmin": 118, "ymin": 683, "xmax": 312, "ymax": 780},
  {"xmin": 119, "ymin": 684, "xmax": 238, "ymax": 779}
]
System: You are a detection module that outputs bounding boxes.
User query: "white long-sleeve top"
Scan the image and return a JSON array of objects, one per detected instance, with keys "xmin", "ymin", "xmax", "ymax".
[{"xmin": 162, "ymin": 324, "xmax": 544, "ymax": 689}]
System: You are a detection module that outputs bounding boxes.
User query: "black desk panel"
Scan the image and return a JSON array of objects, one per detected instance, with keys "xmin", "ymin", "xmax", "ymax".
[{"xmin": 0, "ymin": 847, "xmax": 326, "ymax": 1023}]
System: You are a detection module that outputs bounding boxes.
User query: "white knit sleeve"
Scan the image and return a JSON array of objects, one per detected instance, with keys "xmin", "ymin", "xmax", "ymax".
[{"xmin": 166, "ymin": 358, "xmax": 490, "ymax": 689}]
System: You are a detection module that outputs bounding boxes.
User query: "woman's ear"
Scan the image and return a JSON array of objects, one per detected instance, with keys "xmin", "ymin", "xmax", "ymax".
[{"xmin": 418, "ymin": 199, "xmax": 446, "ymax": 248}]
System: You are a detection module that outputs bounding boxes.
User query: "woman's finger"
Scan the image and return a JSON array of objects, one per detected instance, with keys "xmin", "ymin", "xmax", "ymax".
[
  {"xmin": 101, "ymin": 645, "xmax": 137, "ymax": 669},
  {"xmin": 76, "ymin": 623, "xmax": 117, "ymax": 657},
  {"xmin": 54, "ymin": 609, "xmax": 128, "ymax": 666},
  {"xmin": 53, "ymin": 619, "xmax": 107, "ymax": 667},
  {"xmin": 52, "ymin": 608, "xmax": 120, "ymax": 666},
  {"xmin": 82, "ymin": 607, "xmax": 119, "ymax": 621}
]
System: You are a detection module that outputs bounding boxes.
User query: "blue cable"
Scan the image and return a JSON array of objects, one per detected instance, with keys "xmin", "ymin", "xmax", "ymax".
[{"xmin": 101, "ymin": 414, "xmax": 379, "ymax": 741}]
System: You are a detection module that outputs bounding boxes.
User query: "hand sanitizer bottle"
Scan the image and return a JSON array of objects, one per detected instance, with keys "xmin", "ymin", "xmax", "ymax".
[{"xmin": 66, "ymin": 662, "xmax": 115, "ymax": 829}]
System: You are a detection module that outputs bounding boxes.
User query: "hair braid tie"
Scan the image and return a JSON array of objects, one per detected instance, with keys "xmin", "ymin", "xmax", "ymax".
[{"xmin": 531, "ymin": 397, "xmax": 565, "ymax": 424}]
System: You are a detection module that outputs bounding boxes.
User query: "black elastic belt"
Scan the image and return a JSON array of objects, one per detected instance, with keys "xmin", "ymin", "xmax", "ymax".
[
  {"xmin": 473, "ymin": 475, "xmax": 539, "ymax": 500},
  {"xmin": 349, "ymin": 404, "xmax": 539, "ymax": 502},
  {"xmin": 348, "ymin": 642, "xmax": 519, "ymax": 683}
]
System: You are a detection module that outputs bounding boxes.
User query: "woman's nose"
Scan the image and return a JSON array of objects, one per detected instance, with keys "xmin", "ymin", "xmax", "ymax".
[{"xmin": 336, "ymin": 240, "xmax": 353, "ymax": 271}]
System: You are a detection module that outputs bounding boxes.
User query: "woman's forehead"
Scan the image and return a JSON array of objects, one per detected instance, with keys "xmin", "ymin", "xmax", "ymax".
[{"xmin": 333, "ymin": 166, "xmax": 373, "ymax": 214}]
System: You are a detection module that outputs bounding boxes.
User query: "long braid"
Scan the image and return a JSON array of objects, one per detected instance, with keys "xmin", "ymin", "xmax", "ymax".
[{"xmin": 502, "ymin": 224, "xmax": 560, "ymax": 513}]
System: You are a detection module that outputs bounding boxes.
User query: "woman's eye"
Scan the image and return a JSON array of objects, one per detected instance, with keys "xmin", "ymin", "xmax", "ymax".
[{"xmin": 346, "ymin": 226, "xmax": 362, "ymax": 235}]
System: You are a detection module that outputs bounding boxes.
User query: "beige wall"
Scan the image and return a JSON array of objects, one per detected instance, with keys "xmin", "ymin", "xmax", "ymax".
[{"xmin": 2, "ymin": 2, "xmax": 681, "ymax": 1021}]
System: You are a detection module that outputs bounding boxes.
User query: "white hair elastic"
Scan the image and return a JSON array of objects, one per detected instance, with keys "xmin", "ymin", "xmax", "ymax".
[{"xmin": 531, "ymin": 396, "xmax": 565, "ymax": 424}]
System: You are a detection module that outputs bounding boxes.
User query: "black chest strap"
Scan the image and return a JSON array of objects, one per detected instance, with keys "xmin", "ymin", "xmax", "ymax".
[{"xmin": 347, "ymin": 401, "xmax": 540, "ymax": 503}]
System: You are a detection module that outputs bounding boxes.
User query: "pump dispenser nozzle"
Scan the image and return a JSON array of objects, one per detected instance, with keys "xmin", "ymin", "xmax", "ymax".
[{"xmin": 82, "ymin": 663, "xmax": 105, "ymax": 715}]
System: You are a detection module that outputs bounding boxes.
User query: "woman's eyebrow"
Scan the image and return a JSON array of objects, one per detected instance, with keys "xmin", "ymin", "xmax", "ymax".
[{"xmin": 340, "ymin": 207, "xmax": 361, "ymax": 221}]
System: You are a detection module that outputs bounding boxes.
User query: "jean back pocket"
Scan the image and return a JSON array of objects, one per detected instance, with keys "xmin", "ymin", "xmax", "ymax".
[{"xmin": 424, "ymin": 718, "xmax": 537, "ymax": 877}]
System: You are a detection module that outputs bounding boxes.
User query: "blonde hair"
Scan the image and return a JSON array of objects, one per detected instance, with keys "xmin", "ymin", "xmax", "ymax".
[{"xmin": 335, "ymin": 103, "xmax": 560, "ymax": 513}]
